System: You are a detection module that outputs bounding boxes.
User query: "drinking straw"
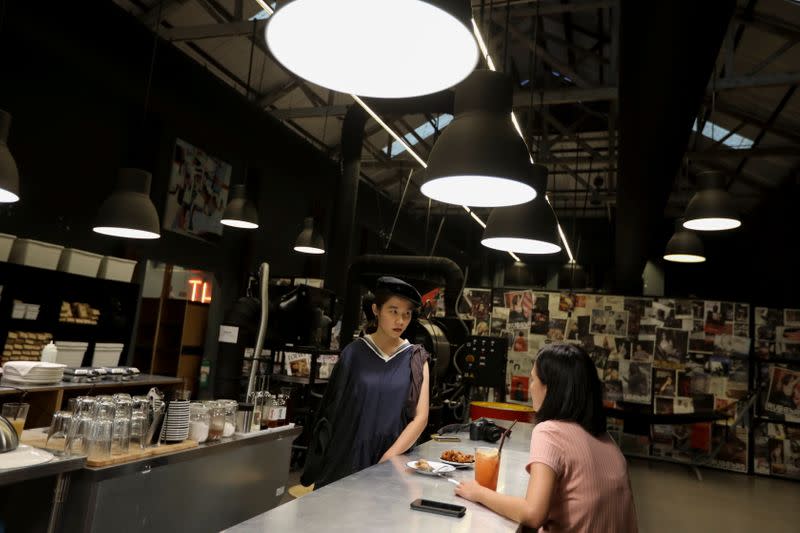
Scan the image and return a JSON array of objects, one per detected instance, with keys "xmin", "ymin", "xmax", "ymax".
[{"xmin": 497, "ymin": 420, "xmax": 517, "ymax": 455}]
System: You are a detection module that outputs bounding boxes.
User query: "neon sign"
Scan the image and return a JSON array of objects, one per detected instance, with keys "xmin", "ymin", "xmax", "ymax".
[{"xmin": 188, "ymin": 279, "xmax": 212, "ymax": 303}]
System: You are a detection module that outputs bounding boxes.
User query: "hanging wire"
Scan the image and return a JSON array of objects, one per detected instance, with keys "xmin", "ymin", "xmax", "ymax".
[
  {"xmin": 245, "ymin": 20, "xmax": 256, "ymax": 101},
  {"xmin": 503, "ymin": 0, "xmax": 512, "ymax": 73},
  {"xmin": 142, "ymin": 0, "xmax": 165, "ymax": 126}
]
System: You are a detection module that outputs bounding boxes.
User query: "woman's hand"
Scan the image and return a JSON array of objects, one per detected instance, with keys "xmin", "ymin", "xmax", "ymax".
[{"xmin": 454, "ymin": 479, "xmax": 487, "ymax": 503}]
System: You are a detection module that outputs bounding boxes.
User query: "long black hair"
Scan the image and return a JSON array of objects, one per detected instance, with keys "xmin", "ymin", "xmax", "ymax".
[{"xmin": 534, "ymin": 343, "xmax": 607, "ymax": 437}]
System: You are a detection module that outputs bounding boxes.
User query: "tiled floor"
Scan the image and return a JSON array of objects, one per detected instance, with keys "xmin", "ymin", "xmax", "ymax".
[{"xmin": 280, "ymin": 460, "xmax": 800, "ymax": 532}]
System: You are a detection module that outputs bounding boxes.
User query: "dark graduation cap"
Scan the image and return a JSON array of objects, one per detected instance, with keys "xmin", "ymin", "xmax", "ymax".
[{"xmin": 375, "ymin": 276, "xmax": 422, "ymax": 307}]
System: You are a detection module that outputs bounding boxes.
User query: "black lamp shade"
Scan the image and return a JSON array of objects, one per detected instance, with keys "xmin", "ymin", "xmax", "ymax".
[
  {"xmin": 481, "ymin": 164, "xmax": 561, "ymax": 254},
  {"xmin": 0, "ymin": 110, "xmax": 20, "ymax": 203},
  {"xmin": 664, "ymin": 219, "xmax": 705, "ymax": 263},
  {"xmin": 422, "ymin": 69, "xmax": 535, "ymax": 207},
  {"xmin": 294, "ymin": 217, "xmax": 325, "ymax": 254},
  {"xmin": 221, "ymin": 184, "xmax": 259, "ymax": 229},
  {"xmin": 93, "ymin": 168, "xmax": 161, "ymax": 239},
  {"xmin": 683, "ymin": 170, "xmax": 741, "ymax": 231}
]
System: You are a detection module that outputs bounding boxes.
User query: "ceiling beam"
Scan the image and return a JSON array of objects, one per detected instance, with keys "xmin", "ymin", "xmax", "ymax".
[
  {"xmin": 713, "ymin": 71, "xmax": 800, "ymax": 91},
  {"xmin": 513, "ymin": 86, "xmax": 617, "ymax": 106},
  {"xmin": 161, "ymin": 19, "xmax": 264, "ymax": 41},
  {"xmin": 480, "ymin": 0, "xmax": 615, "ymax": 16},
  {"xmin": 735, "ymin": 8, "xmax": 800, "ymax": 42},
  {"xmin": 139, "ymin": 0, "xmax": 186, "ymax": 25},
  {"xmin": 272, "ymin": 105, "xmax": 349, "ymax": 119},
  {"xmin": 687, "ymin": 145, "xmax": 800, "ymax": 160}
]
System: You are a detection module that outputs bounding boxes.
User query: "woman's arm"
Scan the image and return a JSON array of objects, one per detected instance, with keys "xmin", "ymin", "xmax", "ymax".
[
  {"xmin": 379, "ymin": 362, "xmax": 430, "ymax": 462},
  {"xmin": 454, "ymin": 462, "xmax": 556, "ymax": 528}
]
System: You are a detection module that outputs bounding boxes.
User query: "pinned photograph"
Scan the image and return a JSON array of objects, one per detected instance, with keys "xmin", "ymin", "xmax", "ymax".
[
  {"xmin": 604, "ymin": 379, "xmax": 623, "ymax": 402},
  {"xmin": 655, "ymin": 370, "xmax": 676, "ymax": 396},
  {"xmin": 621, "ymin": 361, "xmax": 652, "ymax": 404},
  {"xmin": 547, "ymin": 319, "xmax": 567, "ymax": 341},
  {"xmin": 755, "ymin": 307, "xmax": 783, "ymax": 327},
  {"xmin": 692, "ymin": 301, "xmax": 705, "ymax": 320},
  {"xmin": 654, "ymin": 327, "xmax": 690, "ymax": 369},
  {"xmin": 511, "ymin": 329, "xmax": 529, "ymax": 353},
  {"xmin": 765, "ymin": 366, "xmax": 800, "ymax": 419},
  {"xmin": 674, "ymin": 300, "xmax": 693, "ymax": 319},
  {"xmin": 490, "ymin": 307, "xmax": 509, "ymax": 337},
  {"xmin": 612, "ymin": 338, "xmax": 632, "ymax": 360},
  {"xmin": 674, "ymin": 397, "xmax": 694, "ymax": 414},
  {"xmin": 530, "ymin": 307, "xmax": 550, "ymax": 335},
  {"xmin": 785, "ymin": 309, "xmax": 800, "ymax": 327},
  {"xmin": 460, "ymin": 288, "xmax": 492, "ymax": 322},
  {"xmin": 632, "ymin": 340, "xmax": 655, "ymax": 362},
  {"xmin": 710, "ymin": 426, "xmax": 748, "ymax": 473},
  {"xmin": 624, "ymin": 298, "xmax": 648, "ymax": 337},
  {"xmin": 733, "ymin": 323, "xmax": 749, "ymax": 338},
  {"xmin": 590, "ymin": 309, "xmax": 629, "ymax": 336},
  {"xmin": 735, "ymin": 303, "xmax": 750, "ymax": 323},
  {"xmin": 638, "ymin": 317, "xmax": 663, "ymax": 340},
  {"xmin": 713, "ymin": 334, "xmax": 752, "ymax": 359},
  {"xmin": 505, "ymin": 290, "xmax": 533, "ymax": 329},
  {"xmin": 655, "ymin": 396, "xmax": 674, "ymax": 414},
  {"xmin": 559, "ymin": 293, "xmax": 576, "ymax": 313},
  {"xmin": 721, "ymin": 302, "xmax": 735, "ymax": 323},
  {"xmin": 564, "ymin": 315, "xmax": 590, "ymax": 341},
  {"xmin": 603, "ymin": 360, "xmax": 620, "ymax": 382},
  {"xmin": 704, "ymin": 301, "xmax": 731, "ymax": 335}
]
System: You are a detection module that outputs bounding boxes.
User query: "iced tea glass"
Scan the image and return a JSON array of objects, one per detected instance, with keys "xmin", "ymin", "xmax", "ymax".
[
  {"xmin": 474, "ymin": 447, "xmax": 500, "ymax": 490},
  {"xmin": 2, "ymin": 403, "xmax": 29, "ymax": 438}
]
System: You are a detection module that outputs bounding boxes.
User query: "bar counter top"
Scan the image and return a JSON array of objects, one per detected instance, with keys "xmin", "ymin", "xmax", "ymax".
[{"xmin": 225, "ymin": 421, "xmax": 534, "ymax": 533}]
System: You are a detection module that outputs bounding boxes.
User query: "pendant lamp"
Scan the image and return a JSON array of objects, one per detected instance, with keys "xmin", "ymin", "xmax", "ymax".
[
  {"xmin": 265, "ymin": 0, "xmax": 478, "ymax": 98},
  {"xmin": 422, "ymin": 69, "xmax": 536, "ymax": 207},
  {"xmin": 683, "ymin": 170, "xmax": 741, "ymax": 231},
  {"xmin": 294, "ymin": 217, "xmax": 325, "ymax": 254},
  {"xmin": 0, "ymin": 110, "xmax": 20, "ymax": 203},
  {"xmin": 221, "ymin": 184, "xmax": 259, "ymax": 229},
  {"xmin": 664, "ymin": 219, "xmax": 705, "ymax": 263},
  {"xmin": 481, "ymin": 164, "xmax": 561, "ymax": 254},
  {"xmin": 93, "ymin": 168, "xmax": 160, "ymax": 239}
]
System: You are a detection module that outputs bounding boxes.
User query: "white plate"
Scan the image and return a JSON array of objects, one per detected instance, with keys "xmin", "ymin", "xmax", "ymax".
[
  {"xmin": 406, "ymin": 460, "xmax": 455, "ymax": 475},
  {"xmin": 440, "ymin": 458, "xmax": 475, "ymax": 468},
  {"xmin": 0, "ymin": 444, "xmax": 55, "ymax": 470}
]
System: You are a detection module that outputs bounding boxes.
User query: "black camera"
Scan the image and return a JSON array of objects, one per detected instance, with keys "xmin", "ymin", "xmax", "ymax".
[{"xmin": 469, "ymin": 418, "xmax": 504, "ymax": 443}]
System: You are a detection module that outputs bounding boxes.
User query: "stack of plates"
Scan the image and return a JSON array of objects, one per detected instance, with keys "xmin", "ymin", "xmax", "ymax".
[
  {"xmin": 1, "ymin": 361, "xmax": 66, "ymax": 385},
  {"xmin": 160, "ymin": 400, "xmax": 190, "ymax": 442}
]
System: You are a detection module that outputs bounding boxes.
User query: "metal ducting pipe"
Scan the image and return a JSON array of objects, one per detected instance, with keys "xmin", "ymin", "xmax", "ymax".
[{"xmin": 340, "ymin": 254, "xmax": 465, "ymax": 343}]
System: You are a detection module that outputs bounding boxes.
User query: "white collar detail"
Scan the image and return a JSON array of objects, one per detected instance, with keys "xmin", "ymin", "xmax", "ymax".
[{"xmin": 362, "ymin": 335, "xmax": 411, "ymax": 362}]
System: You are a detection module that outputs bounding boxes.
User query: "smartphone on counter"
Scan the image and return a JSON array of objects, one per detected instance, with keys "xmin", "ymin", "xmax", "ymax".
[
  {"xmin": 410, "ymin": 499, "xmax": 466, "ymax": 518},
  {"xmin": 431, "ymin": 434, "xmax": 461, "ymax": 442}
]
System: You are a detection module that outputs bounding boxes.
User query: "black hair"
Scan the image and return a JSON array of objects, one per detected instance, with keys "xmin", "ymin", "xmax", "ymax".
[{"xmin": 534, "ymin": 343, "xmax": 606, "ymax": 437}]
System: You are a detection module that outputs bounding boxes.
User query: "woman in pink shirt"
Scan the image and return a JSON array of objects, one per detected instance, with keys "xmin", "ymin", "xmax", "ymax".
[{"xmin": 455, "ymin": 343, "xmax": 638, "ymax": 532}]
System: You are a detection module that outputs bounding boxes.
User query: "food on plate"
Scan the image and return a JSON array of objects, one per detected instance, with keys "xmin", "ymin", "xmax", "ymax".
[
  {"xmin": 441, "ymin": 449, "xmax": 475, "ymax": 463},
  {"xmin": 415, "ymin": 459, "xmax": 433, "ymax": 472}
]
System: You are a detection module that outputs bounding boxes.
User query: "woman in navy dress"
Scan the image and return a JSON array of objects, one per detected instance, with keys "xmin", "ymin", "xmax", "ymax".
[{"xmin": 302, "ymin": 277, "xmax": 430, "ymax": 489}]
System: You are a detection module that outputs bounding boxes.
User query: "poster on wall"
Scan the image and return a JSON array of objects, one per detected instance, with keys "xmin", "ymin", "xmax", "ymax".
[
  {"xmin": 164, "ymin": 137, "xmax": 232, "ymax": 238},
  {"xmin": 505, "ymin": 290, "xmax": 533, "ymax": 330},
  {"xmin": 765, "ymin": 366, "xmax": 800, "ymax": 420},
  {"xmin": 654, "ymin": 327, "xmax": 689, "ymax": 369},
  {"xmin": 589, "ymin": 309, "xmax": 629, "ymax": 336},
  {"xmin": 461, "ymin": 288, "xmax": 492, "ymax": 335},
  {"xmin": 621, "ymin": 360, "xmax": 652, "ymax": 404}
]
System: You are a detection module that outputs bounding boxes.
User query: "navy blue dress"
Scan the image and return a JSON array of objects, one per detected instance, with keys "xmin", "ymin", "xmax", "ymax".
[{"xmin": 309, "ymin": 337, "xmax": 413, "ymax": 488}]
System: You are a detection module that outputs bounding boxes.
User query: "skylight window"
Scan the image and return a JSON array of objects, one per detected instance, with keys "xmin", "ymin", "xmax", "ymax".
[
  {"xmin": 249, "ymin": 4, "xmax": 276, "ymax": 20},
  {"xmin": 692, "ymin": 119, "xmax": 754, "ymax": 149},
  {"xmin": 383, "ymin": 114, "xmax": 454, "ymax": 157}
]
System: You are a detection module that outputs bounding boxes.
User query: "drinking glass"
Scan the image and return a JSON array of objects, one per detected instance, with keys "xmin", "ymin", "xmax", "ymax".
[
  {"xmin": 2, "ymin": 403, "xmax": 29, "ymax": 438},
  {"xmin": 66, "ymin": 396, "xmax": 96, "ymax": 456},
  {"xmin": 88, "ymin": 417, "xmax": 113, "ymax": 460},
  {"xmin": 46, "ymin": 410, "xmax": 73, "ymax": 453},
  {"xmin": 475, "ymin": 447, "xmax": 501, "ymax": 490}
]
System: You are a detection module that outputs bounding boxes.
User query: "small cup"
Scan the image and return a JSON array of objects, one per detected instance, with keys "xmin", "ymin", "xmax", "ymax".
[
  {"xmin": 2, "ymin": 403, "xmax": 30, "ymax": 438},
  {"xmin": 46, "ymin": 411, "xmax": 73, "ymax": 453}
]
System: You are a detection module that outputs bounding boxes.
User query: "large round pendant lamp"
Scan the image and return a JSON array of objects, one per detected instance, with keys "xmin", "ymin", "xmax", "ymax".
[
  {"xmin": 422, "ymin": 69, "xmax": 536, "ymax": 207},
  {"xmin": 93, "ymin": 168, "xmax": 161, "ymax": 239},
  {"xmin": 0, "ymin": 110, "xmax": 20, "ymax": 203},
  {"xmin": 664, "ymin": 219, "xmax": 705, "ymax": 263},
  {"xmin": 294, "ymin": 217, "xmax": 325, "ymax": 254},
  {"xmin": 481, "ymin": 164, "xmax": 561, "ymax": 254},
  {"xmin": 683, "ymin": 170, "xmax": 741, "ymax": 231},
  {"xmin": 265, "ymin": 0, "xmax": 478, "ymax": 98},
  {"xmin": 221, "ymin": 184, "xmax": 259, "ymax": 229}
]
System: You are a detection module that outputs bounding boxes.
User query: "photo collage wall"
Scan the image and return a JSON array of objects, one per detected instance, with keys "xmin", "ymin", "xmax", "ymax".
[
  {"xmin": 459, "ymin": 288, "xmax": 753, "ymax": 474},
  {"xmin": 752, "ymin": 307, "xmax": 800, "ymax": 481}
]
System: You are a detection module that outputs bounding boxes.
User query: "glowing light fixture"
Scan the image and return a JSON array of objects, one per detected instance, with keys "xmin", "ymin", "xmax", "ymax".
[
  {"xmin": 93, "ymin": 168, "xmax": 160, "ymax": 239},
  {"xmin": 221, "ymin": 184, "xmax": 259, "ymax": 229},
  {"xmin": 423, "ymin": 69, "xmax": 536, "ymax": 207},
  {"xmin": 482, "ymin": 164, "xmax": 561, "ymax": 254},
  {"xmin": 0, "ymin": 110, "xmax": 20, "ymax": 203},
  {"xmin": 294, "ymin": 217, "xmax": 325, "ymax": 254},
  {"xmin": 683, "ymin": 170, "xmax": 741, "ymax": 231},
  {"xmin": 664, "ymin": 219, "xmax": 705, "ymax": 263},
  {"xmin": 265, "ymin": 0, "xmax": 478, "ymax": 98}
]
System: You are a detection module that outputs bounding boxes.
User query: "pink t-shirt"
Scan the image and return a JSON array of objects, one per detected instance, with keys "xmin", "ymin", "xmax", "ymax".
[{"xmin": 526, "ymin": 420, "xmax": 638, "ymax": 533}]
